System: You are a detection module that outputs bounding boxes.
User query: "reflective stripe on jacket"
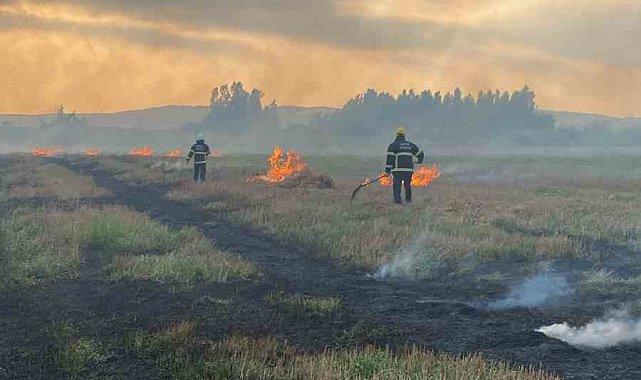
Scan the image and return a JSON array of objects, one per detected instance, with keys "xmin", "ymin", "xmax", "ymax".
[
  {"xmin": 187, "ymin": 141, "xmax": 211, "ymax": 164},
  {"xmin": 385, "ymin": 137, "xmax": 424, "ymax": 172}
]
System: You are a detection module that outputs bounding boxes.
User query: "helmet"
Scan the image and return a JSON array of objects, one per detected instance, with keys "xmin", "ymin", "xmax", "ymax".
[
  {"xmin": 395, "ymin": 127, "xmax": 406, "ymax": 136},
  {"xmin": 197, "ymin": 134, "xmax": 205, "ymax": 141}
]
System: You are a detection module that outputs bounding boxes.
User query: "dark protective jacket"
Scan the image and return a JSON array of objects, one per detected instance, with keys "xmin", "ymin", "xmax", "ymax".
[
  {"xmin": 385, "ymin": 136, "xmax": 424, "ymax": 173},
  {"xmin": 187, "ymin": 140, "xmax": 211, "ymax": 164}
]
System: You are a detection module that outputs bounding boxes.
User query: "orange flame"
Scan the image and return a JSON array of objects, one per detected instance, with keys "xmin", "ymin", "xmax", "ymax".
[
  {"xmin": 380, "ymin": 165, "xmax": 440, "ymax": 187},
  {"xmin": 85, "ymin": 148, "xmax": 100, "ymax": 156},
  {"xmin": 33, "ymin": 147, "xmax": 63, "ymax": 156},
  {"xmin": 164, "ymin": 149, "xmax": 182, "ymax": 157},
  {"xmin": 248, "ymin": 147, "xmax": 307, "ymax": 183},
  {"xmin": 129, "ymin": 146, "xmax": 154, "ymax": 156}
]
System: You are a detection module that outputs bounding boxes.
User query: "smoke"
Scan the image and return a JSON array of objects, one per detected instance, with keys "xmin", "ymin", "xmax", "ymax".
[
  {"xmin": 487, "ymin": 269, "xmax": 574, "ymax": 309},
  {"xmin": 538, "ymin": 310, "xmax": 641, "ymax": 349},
  {"xmin": 373, "ymin": 228, "xmax": 433, "ymax": 280}
]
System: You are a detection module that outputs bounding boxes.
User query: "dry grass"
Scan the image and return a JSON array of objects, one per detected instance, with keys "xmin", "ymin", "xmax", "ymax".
[
  {"xmin": 0, "ymin": 204, "xmax": 256, "ymax": 288},
  {"xmin": 166, "ymin": 171, "xmax": 641, "ymax": 273},
  {"xmin": 0, "ymin": 207, "xmax": 84, "ymax": 289},
  {"xmin": 265, "ymin": 292, "xmax": 342, "ymax": 316},
  {"xmin": 97, "ymin": 155, "xmax": 197, "ymax": 184},
  {"xmin": 0, "ymin": 156, "xmax": 106, "ymax": 199},
  {"xmin": 130, "ymin": 321, "xmax": 560, "ymax": 380},
  {"xmin": 98, "ymin": 155, "xmax": 641, "ymax": 281}
]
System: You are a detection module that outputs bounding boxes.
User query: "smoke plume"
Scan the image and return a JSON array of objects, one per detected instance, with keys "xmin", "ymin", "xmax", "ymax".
[
  {"xmin": 538, "ymin": 310, "xmax": 641, "ymax": 348},
  {"xmin": 488, "ymin": 269, "xmax": 573, "ymax": 309},
  {"xmin": 373, "ymin": 228, "xmax": 432, "ymax": 280}
]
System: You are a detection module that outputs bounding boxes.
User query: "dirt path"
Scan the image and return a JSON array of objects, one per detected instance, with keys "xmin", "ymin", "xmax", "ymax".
[{"xmin": 3, "ymin": 157, "xmax": 641, "ymax": 379}]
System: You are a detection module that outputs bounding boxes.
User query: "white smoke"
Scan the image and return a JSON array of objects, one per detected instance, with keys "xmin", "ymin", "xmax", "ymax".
[
  {"xmin": 538, "ymin": 310, "xmax": 641, "ymax": 348},
  {"xmin": 373, "ymin": 228, "xmax": 432, "ymax": 280},
  {"xmin": 487, "ymin": 269, "xmax": 573, "ymax": 309}
]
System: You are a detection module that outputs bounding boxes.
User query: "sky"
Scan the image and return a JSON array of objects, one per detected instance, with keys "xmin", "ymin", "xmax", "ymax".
[{"xmin": 1, "ymin": 0, "xmax": 641, "ymax": 116}]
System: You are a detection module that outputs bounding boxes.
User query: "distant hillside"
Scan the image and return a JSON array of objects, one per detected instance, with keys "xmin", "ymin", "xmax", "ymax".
[
  {"xmin": 544, "ymin": 110, "xmax": 641, "ymax": 130},
  {"xmin": 0, "ymin": 105, "xmax": 336, "ymax": 131},
  {"xmin": 2, "ymin": 105, "xmax": 639, "ymax": 133}
]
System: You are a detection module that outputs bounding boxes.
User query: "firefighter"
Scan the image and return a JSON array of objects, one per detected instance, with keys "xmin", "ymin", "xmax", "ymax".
[
  {"xmin": 186, "ymin": 134, "xmax": 211, "ymax": 182},
  {"xmin": 385, "ymin": 127, "xmax": 424, "ymax": 204}
]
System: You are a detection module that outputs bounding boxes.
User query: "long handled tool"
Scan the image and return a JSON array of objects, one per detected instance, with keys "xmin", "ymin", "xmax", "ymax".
[{"xmin": 351, "ymin": 173, "xmax": 390, "ymax": 202}]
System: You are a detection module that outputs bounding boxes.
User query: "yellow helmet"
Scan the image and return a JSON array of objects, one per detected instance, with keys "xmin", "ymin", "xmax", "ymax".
[{"xmin": 395, "ymin": 127, "xmax": 406, "ymax": 136}]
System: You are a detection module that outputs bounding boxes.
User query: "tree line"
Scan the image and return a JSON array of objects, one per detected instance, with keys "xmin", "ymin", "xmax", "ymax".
[
  {"xmin": 321, "ymin": 86, "xmax": 555, "ymax": 143},
  {"xmin": 189, "ymin": 82, "xmax": 558, "ymax": 144}
]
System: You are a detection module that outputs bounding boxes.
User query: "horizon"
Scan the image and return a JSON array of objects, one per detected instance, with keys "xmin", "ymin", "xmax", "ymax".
[
  {"xmin": 1, "ymin": 1, "xmax": 641, "ymax": 118},
  {"xmin": 0, "ymin": 100, "xmax": 637, "ymax": 121}
]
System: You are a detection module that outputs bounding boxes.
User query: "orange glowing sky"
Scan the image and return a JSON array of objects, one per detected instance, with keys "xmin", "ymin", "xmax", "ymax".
[{"xmin": 1, "ymin": 0, "xmax": 641, "ymax": 116}]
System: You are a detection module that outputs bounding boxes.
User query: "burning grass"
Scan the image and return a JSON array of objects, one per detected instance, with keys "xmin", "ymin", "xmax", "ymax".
[
  {"xmin": 0, "ymin": 157, "xmax": 106, "ymax": 199},
  {"xmin": 0, "ymin": 204, "xmax": 255, "ymax": 289},
  {"xmin": 129, "ymin": 145, "xmax": 154, "ymax": 156},
  {"xmin": 84, "ymin": 148, "xmax": 100, "ymax": 157},
  {"xmin": 164, "ymin": 149, "xmax": 182, "ymax": 157},
  {"xmin": 247, "ymin": 146, "xmax": 307, "ymax": 183},
  {"xmin": 129, "ymin": 321, "xmax": 560, "ymax": 380},
  {"xmin": 32, "ymin": 147, "xmax": 64, "ymax": 157},
  {"xmin": 378, "ymin": 165, "xmax": 441, "ymax": 187}
]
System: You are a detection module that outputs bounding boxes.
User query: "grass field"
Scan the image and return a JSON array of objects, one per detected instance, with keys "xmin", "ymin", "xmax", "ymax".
[
  {"xmin": 0, "ymin": 155, "xmax": 106, "ymax": 200},
  {"xmin": 117, "ymin": 153, "xmax": 641, "ymax": 296},
  {"xmin": 0, "ymin": 204, "xmax": 255, "ymax": 290},
  {"xmin": 3, "ymin": 152, "xmax": 641, "ymax": 379},
  {"xmin": 126, "ymin": 321, "xmax": 559, "ymax": 380}
]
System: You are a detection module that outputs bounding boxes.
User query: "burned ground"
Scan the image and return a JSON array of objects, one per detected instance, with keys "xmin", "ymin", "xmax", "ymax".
[{"xmin": 1, "ymin": 155, "xmax": 641, "ymax": 379}]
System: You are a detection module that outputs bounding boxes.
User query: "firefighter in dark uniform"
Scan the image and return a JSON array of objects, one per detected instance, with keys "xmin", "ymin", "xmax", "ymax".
[
  {"xmin": 186, "ymin": 134, "xmax": 211, "ymax": 182},
  {"xmin": 385, "ymin": 127, "xmax": 424, "ymax": 204}
]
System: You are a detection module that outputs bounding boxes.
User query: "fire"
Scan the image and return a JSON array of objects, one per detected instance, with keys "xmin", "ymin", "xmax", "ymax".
[
  {"xmin": 412, "ymin": 165, "xmax": 441, "ymax": 186},
  {"xmin": 33, "ymin": 147, "xmax": 63, "ymax": 156},
  {"xmin": 380, "ymin": 165, "xmax": 440, "ymax": 187},
  {"xmin": 164, "ymin": 149, "xmax": 182, "ymax": 157},
  {"xmin": 212, "ymin": 149, "xmax": 223, "ymax": 157},
  {"xmin": 129, "ymin": 146, "xmax": 154, "ymax": 156},
  {"xmin": 248, "ymin": 147, "xmax": 307, "ymax": 183},
  {"xmin": 85, "ymin": 148, "xmax": 100, "ymax": 156}
]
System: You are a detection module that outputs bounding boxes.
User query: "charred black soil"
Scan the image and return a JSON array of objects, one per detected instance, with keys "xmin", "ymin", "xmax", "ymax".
[{"xmin": 2, "ymin": 156, "xmax": 641, "ymax": 379}]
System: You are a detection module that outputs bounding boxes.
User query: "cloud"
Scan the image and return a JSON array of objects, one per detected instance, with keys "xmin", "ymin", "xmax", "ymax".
[{"xmin": 0, "ymin": 0, "xmax": 640, "ymax": 116}]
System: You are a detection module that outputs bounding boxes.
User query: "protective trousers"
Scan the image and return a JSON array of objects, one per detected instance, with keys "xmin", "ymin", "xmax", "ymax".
[
  {"xmin": 194, "ymin": 163, "xmax": 206, "ymax": 182},
  {"xmin": 393, "ymin": 172, "xmax": 413, "ymax": 204}
]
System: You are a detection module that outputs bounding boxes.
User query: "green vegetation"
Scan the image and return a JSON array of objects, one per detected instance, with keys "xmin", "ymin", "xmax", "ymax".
[
  {"xmin": 129, "ymin": 321, "xmax": 559, "ymax": 380},
  {"xmin": 152, "ymin": 153, "xmax": 641, "ymax": 292},
  {"xmin": 50, "ymin": 321, "xmax": 109, "ymax": 379},
  {"xmin": 111, "ymin": 251, "xmax": 255, "ymax": 285},
  {"xmin": 0, "ymin": 208, "xmax": 83, "ymax": 288},
  {"xmin": 579, "ymin": 269, "xmax": 641, "ymax": 299},
  {"xmin": 265, "ymin": 292, "xmax": 341, "ymax": 316},
  {"xmin": 0, "ymin": 205, "xmax": 255, "ymax": 289}
]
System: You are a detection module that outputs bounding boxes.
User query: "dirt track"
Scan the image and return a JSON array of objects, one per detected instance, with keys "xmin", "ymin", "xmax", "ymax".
[{"xmin": 2, "ymin": 157, "xmax": 641, "ymax": 379}]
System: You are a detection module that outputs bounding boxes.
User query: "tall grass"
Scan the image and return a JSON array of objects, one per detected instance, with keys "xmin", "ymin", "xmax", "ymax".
[
  {"xmin": 0, "ymin": 209, "xmax": 82, "ymax": 288},
  {"xmin": 0, "ymin": 205, "xmax": 255, "ymax": 288},
  {"xmin": 129, "ymin": 321, "xmax": 560, "ymax": 380},
  {"xmin": 0, "ymin": 158, "xmax": 106, "ymax": 200},
  {"xmin": 107, "ymin": 155, "xmax": 641, "ymax": 282},
  {"xmin": 49, "ymin": 320, "xmax": 109, "ymax": 379}
]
